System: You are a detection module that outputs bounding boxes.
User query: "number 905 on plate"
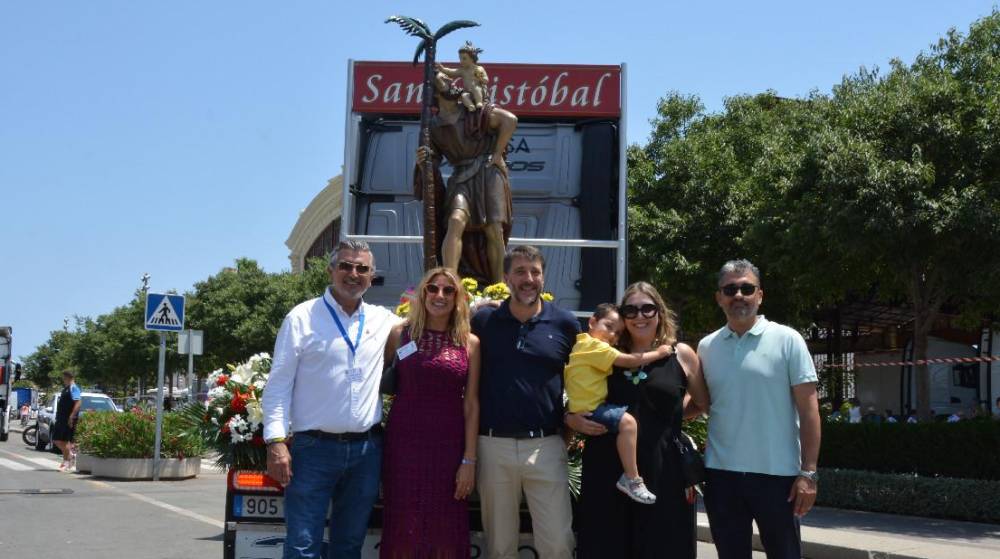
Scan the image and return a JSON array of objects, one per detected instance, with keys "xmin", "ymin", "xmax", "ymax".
[{"xmin": 233, "ymin": 495, "xmax": 283, "ymax": 519}]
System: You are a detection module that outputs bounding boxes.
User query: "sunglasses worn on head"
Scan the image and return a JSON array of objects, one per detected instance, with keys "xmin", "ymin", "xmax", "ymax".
[
  {"xmin": 425, "ymin": 284, "xmax": 457, "ymax": 296},
  {"xmin": 721, "ymin": 283, "xmax": 758, "ymax": 297},
  {"xmin": 336, "ymin": 261, "xmax": 372, "ymax": 275},
  {"xmin": 620, "ymin": 303, "xmax": 658, "ymax": 319}
]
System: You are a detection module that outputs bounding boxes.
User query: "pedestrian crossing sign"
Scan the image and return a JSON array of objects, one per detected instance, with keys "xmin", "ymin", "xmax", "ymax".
[{"xmin": 145, "ymin": 293, "xmax": 185, "ymax": 332}]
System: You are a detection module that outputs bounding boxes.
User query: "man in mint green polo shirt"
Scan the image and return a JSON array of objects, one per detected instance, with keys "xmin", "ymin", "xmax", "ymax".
[{"xmin": 698, "ymin": 259, "xmax": 821, "ymax": 559}]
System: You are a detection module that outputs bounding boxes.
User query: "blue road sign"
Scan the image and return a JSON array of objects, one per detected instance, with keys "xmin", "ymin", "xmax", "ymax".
[{"xmin": 145, "ymin": 293, "xmax": 185, "ymax": 332}]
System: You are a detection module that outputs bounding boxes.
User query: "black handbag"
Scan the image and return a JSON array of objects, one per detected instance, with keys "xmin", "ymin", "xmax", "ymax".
[
  {"xmin": 379, "ymin": 327, "xmax": 408, "ymax": 396},
  {"xmin": 380, "ymin": 354, "xmax": 399, "ymax": 395},
  {"xmin": 674, "ymin": 434, "xmax": 706, "ymax": 487}
]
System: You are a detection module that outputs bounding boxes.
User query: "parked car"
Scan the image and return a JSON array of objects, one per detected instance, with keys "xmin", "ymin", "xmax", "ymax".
[{"xmin": 35, "ymin": 391, "xmax": 120, "ymax": 452}]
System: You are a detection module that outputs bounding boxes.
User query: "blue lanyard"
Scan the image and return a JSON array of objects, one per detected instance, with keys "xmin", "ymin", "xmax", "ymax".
[{"xmin": 323, "ymin": 296, "xmax": 365, "ymax": 361}]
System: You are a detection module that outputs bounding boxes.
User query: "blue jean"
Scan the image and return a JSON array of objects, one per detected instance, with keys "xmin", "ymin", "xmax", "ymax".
[{"xmin": 283, "ymin": 432, "xmax": 382, "ymax": 559}]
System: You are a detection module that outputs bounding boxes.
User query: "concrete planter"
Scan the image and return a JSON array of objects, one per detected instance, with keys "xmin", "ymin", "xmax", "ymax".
[
  {"xmin": 90, "ymin": 457, "xmax": 201, "ymax": 480},
  {"xmin": 75, "ymin": 453, "xmax": 96, "ymax": 474}
]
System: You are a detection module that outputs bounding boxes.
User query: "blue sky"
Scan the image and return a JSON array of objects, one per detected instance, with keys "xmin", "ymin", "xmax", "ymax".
[{"xmin": 1, "ymin": 1, "xmax": 995, "ymax": 361}]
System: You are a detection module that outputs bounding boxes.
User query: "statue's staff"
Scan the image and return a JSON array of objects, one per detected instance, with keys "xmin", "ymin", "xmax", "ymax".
[{"xmin": 385, "ymin": 16, "xmax": 479, "ymax": 271}]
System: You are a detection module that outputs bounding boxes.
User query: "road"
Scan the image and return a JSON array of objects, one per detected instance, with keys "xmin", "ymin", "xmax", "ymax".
[{"xmin": 0, "ymin": 430, "xmax": 760, "ymax": 558}]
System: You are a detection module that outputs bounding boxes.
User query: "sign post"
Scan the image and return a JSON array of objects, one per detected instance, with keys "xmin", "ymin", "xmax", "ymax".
[
  {"xmin": 144, "ymin": 293, "xmax": 185, "ymax": 481},
  {"xmin": 178, "ymin": 330, "xmax": 203, "ymax": 404}
]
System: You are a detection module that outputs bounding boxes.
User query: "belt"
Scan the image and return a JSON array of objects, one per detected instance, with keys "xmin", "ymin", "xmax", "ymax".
[
  {"xmin": 480, "ymin": 427, "xmax": 558, "ymax": 439},
  {"xmin": 296, "ymin": 426, "xmax": 382, "ymax": 442}
]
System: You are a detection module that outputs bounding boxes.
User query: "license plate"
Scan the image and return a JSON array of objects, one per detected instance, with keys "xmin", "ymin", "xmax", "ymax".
[{"xmin": 234, "ymin": 495, "xmax": 284, "ymax": 519}]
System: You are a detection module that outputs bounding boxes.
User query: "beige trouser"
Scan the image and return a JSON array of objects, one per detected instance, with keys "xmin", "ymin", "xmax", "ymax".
[{"xmin": 477, "ymin": 435, "xmax": 574, "ymax": 559}]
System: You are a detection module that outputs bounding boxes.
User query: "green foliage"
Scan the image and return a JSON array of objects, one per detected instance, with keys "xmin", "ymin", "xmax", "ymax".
[
  {"xmin": 627, "ymin": 12, "xmax": 1000, "ymax": 419},
  {"xmin": 76, "ymin": 410, "xmax": 204, "ymax": 459},
  {"xmin": 819, "ymin": 468, "xmax": 1000, "ymax": 524},
  {"xmin": 821, "ymin": 420, "xmax": 1000, "ymax": 480},
  {"xmin": 186, "ymin": 257, "xmax": 329, "ymax": 372}
]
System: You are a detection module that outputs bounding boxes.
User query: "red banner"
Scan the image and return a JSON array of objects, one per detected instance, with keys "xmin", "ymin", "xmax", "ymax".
[{"xmin": 352, "ymin": 61, "xmax": 621, "ymax": 118}]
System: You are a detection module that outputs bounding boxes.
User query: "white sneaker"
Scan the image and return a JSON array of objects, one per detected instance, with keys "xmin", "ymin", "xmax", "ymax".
[
  {"xmin": 617, "ymin": 474, "xmax": 657, "ymax": 504},
  {"xmin": 58, "ymin": 461, "xmax": 70, "ymax": 472}
]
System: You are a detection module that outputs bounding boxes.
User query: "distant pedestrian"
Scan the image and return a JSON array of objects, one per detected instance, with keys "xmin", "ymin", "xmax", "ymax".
[
  {"xmin": 52, "ymin": 370, "xmax": 82, "ymax": 472},
  {"xmin": 698, "ymin": 259, "xmax": 821, "ymax": 559}
]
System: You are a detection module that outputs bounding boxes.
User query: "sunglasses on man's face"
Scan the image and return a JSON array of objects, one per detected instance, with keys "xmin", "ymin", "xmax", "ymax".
[
  {"xmin": 336, "ymin": 261, "xmax": 372, "ymax": 275},
  {"xmin": 620, "ymin": 303, "xmax": 658, "ymax": 319},
  {"xmin": 425, "ymin": 284, "xmax": 457, "ymax": 296},
  {"xmin": 720, "ymin": 283, "xmax": 758, "ymax": 297}
]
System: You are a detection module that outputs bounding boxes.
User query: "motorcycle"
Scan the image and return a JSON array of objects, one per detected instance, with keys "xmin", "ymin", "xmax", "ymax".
[{"xmin": 22, "ymin": 423, "xmax": 37, "ymax": 447}]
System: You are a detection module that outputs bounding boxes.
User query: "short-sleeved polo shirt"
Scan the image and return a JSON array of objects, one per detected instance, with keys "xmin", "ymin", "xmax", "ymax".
[
  {"xmin": 472, "ymin": 300, "xmax": 580, "ymax": 433},
  {"xmin": 698, "ymin": 316, "xmax": 817, "ymax": 476}
]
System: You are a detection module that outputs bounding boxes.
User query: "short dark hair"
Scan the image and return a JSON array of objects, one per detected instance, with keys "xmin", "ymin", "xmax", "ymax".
[
  {"xmin": 717, "ymin": 259, "xmax": 761, "ymax": 287},
  {"xmin": 62, "ymin": 369, "xmax": 76, "ymax": 379},
  {"xmin": 592, "ymin": 303, "xmax": 618, "ymax": 320},
  {"xmin": 503, "ymin": 245, "xmax": 545, "ymax": 273}
]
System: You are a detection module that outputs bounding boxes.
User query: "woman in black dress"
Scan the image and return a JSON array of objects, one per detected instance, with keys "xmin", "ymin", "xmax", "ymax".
[{"xmin": 568, "ymin": 282, "xmax": 709, "ymax": 558}]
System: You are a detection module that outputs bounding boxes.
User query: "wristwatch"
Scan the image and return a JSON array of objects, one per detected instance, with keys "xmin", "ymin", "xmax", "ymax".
[{"xmin": 798, "ymin": 470, "xmax": 819, "ymax": 482}]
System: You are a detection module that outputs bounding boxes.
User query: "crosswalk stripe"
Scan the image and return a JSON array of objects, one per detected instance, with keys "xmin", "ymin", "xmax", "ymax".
[
  {"xmin": 19, "ymin": 455, "xmax": 62, "ymax": 469},
  {"xmin": 0, "ymin": 457, "xmax": 34, "ymax": 471}
]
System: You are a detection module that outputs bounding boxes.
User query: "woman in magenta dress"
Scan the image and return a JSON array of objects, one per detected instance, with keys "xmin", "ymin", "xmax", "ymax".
[{"xmin": 381, "ymin": 267, "xmax": 481, "ymax": 559}]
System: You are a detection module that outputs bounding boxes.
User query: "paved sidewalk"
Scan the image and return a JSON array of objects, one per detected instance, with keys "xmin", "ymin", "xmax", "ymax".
[{"xmin": 696, "ymin": 503, "xmax": 1000, "ymax": 559}]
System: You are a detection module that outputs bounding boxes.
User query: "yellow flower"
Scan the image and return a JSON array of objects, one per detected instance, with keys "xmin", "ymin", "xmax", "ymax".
[
  {"xmin": 461, "ymin": 277, "xmax": 479, "ymax": 295},
  {"xmin": 482, "ymin": 282, "xmax": 511, "ymax": 301},
  {"xmin": 541, "ymin": 292, "xmax": 554, "ymax": 302},
  {"xmin": 395, "ymin": 301, "xmax": 411, "ymax": 317}
]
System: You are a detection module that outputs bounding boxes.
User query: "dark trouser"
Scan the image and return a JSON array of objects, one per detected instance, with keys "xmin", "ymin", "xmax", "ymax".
[{"xmin": 703, "ymin": 468, "xmax": 801, "ymax": 559}]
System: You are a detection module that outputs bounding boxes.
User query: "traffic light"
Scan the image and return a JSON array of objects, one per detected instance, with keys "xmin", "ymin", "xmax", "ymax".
[{"xmin": 14, "ymin": 363, "xmax": 22, "ymax": 382}]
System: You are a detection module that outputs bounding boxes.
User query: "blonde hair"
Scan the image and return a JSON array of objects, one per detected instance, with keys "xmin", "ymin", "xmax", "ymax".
[
  {"xmin": 617, "ymin": 281, "xmax": 678, "ymax": 350},
  {"xmin": 406, "ymin": 267, "xmax": 471, "ymax": 347}
]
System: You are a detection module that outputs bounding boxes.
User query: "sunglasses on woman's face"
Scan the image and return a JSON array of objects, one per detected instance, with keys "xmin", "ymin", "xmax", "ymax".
[
  {"xmin": 620, "ymin": 303, "xmax": 658, "ymax": 319},
  {"xmin": 425, "ymin": 284, "xmax": 457, "ymax": 296},
  {"xmin": 720, "ymin": 283, "xmax": 758, "ymax": 297}
]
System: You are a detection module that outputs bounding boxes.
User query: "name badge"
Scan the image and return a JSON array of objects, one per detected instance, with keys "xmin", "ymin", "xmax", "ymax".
[
  {"xmin": 396, "ymin": 341, "xmax": 418, "ymax": 360},
  {"xmin": 346, "ymin": 367, "xmax": 363, "ymax": 383}
]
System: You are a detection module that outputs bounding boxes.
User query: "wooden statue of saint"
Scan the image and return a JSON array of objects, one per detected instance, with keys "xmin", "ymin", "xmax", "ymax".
[{"xmin": 415, "ymin": 42, "xmax": 517, "ymax": 285}]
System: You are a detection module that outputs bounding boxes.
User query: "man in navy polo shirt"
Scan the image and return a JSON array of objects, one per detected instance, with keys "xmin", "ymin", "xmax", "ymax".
[{"xmin": 472, "ymin": 245, "xmax": 580, "ymax": 559}]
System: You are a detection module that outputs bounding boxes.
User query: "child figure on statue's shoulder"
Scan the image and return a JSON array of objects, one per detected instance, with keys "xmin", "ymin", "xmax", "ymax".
[{"xmin": 436, "ymin": 41, "xmax": 489, "ymax": 112}]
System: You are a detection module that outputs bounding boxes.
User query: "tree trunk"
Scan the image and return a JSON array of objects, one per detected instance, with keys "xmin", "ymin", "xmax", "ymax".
[
  {"xmin": 909, "ymin": 270, "xmax": 945, "ymax": 420},
  {"xmin": 912, "ymin": 317, "xmax": 932, "ymax": 419}
]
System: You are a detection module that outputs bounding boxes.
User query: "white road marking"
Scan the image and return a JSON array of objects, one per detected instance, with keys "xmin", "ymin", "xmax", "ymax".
[
  {"xmin": 0, "ymin": 457, "xmax": 33, "ymax": 471},
  {"xmin": 18, "ymin": 455, "xmax": 62, "ymax": 469},
  {"xmin": 86, "ymin": 479, "xmax": 225, "ymax": 529}
]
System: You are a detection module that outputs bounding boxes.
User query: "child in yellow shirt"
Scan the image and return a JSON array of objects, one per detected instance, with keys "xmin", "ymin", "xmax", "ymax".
[{"xmin": 565, "ymin": 303, "xmax": 672, "ymax": 504}]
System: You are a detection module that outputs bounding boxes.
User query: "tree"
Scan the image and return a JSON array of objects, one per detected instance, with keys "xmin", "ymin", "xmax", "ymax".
[
  {"xmin": 186, "ymin": 257, "xmax": 329, "ymax": 372},
  {"xmin": 790, "ymin": 11, "xmax": 1000, "ymax": 417},
  {"xmin": 627, "ymin": 10, "xmax": 1000, "ymax": 418}
]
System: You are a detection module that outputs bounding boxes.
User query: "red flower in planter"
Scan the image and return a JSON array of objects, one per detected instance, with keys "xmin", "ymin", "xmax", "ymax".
[
  {"xmin": 216, "ymin": 374, "xmax": 229, "ymax": 387},
  {"xmin": 221, "ymin": 423, "xmax": 231, "ymax": 435},
  {"xmin": 251, "ymin": 435, "xmax": 265, "ymax": 447}
]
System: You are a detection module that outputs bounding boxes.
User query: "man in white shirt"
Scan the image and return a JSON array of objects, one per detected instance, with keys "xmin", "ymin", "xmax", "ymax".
[{"xmin": 262, "ymin": 240, "xmax": 399, "ymax": 559}]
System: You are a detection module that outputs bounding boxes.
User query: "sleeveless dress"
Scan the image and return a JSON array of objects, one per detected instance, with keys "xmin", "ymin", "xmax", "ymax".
[
  {"xmin": 381, "ymin": 329, "xmax": 470, "ymax": 559},
  {"xmin": 577, "ymin": 354, "xmax": 696, "ymax": 559}
]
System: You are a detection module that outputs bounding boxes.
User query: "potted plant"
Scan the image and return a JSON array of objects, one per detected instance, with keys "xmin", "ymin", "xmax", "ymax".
[{"xmin": 75, "ymin": 407, "xmax": 205, "ymax": 479}]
